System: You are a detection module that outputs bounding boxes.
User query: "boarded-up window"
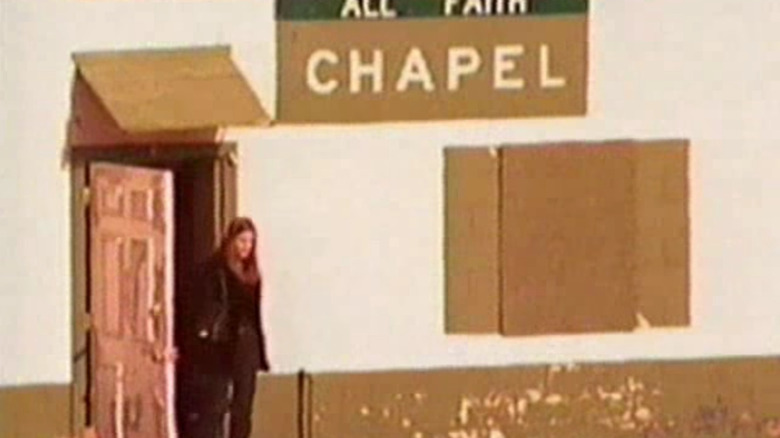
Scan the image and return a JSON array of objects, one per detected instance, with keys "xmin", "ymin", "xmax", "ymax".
[
  {"xmin": 444, "ymin": 139, "xmax": 690, "ymax": 336},
  {"xmin": 444, "ymin": 148, "xmax": 500, "ymax": 334},
  {"xmin": 632, "ymin": 141, "xmax": 690, "ymax": 327},
  {"xmin": 501, "ymin": 142, "xmax": 638, "ymax": 336}
]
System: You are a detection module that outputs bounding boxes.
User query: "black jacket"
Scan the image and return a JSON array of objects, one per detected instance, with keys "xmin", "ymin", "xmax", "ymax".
[{"xmin": 178, "ymin": 256, "xmax": 270, "ymax": 375}]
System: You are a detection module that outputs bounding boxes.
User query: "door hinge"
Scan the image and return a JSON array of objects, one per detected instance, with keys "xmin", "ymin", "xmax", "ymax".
[
  {"xmin": 82, "ymin": 313, "xmax": 93, "ymax": 331},
  {"xmin": 82, "ymin": 187, "xmax": 91, "ymax": 208},
  {"xmin": 226, "ymin": 150, "xmax": 239, "ymax": 167}
]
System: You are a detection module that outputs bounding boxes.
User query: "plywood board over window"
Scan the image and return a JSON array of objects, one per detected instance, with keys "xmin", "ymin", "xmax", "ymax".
[
  {"xmin": 632, "ymin": 141, "xmax": 690, "ymax": 327},
  {"xmin": 444, "ymin": 147, "xmax": 501, "ymax": 334},
  {"xmin": 444, "ymin": 139, "xmax": 690, "ymax": 336},
  {"xmin": 501, "ymin": 142, "xmax": 638, "ymax": 335}
]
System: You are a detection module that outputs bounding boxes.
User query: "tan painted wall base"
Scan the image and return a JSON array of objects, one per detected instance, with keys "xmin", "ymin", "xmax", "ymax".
[
  {"xmin": 0, "ymin": 376, "xmax": 298, "ymax": 438},
  {"xmin": 0, "ymin": 384, "xmax": 71, "ymax": 438},
  {"xmin": 5, "ymin": 356, "xmax": 780, "ymax": 438},
  {"xmin": 308, "ymin": 356, "xmax": 780, "ymax": 438}
]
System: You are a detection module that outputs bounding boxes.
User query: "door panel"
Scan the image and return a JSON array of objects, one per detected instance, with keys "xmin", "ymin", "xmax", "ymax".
[
  {"xmin": 90, "ymin": 162, "xmax": 176, "ymax": 438},
  {"xmin": 443, "ymin": 147, "xmax": 501, "ymax": 334},
  {"xmin": 500, "ymin": 143, "xmax": 637, "ymax": 336},
  {"xmin": 632, "ymin": 140, "xmax": 690, "ymax": 327}
]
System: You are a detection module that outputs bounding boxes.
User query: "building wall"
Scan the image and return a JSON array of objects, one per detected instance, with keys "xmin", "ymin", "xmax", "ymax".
[{"xmin": 3, "ymin": 0, "xmax": 780, "ymax": 385}]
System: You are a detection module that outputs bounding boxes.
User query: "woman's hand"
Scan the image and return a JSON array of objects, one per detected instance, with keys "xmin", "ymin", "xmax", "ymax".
[{"xmin": 147, "ymin": 344, "xmax": 179, "ymax": 363}]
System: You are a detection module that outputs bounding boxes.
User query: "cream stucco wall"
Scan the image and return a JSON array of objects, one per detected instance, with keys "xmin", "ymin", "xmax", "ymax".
[{"xmin": 2, "ymin": 0, "xmax": 780, "ymax": 385}]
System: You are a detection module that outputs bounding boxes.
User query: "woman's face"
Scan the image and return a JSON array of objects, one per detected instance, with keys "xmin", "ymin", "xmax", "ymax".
[{"xmin": 231, "ymin": 230, "xmax": 255, "ymax": 261}]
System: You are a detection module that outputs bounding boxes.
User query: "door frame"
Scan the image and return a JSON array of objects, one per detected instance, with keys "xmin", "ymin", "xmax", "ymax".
[{"xmin": 69, "ymin": 142, "xmax": 239, "ymax": 435}]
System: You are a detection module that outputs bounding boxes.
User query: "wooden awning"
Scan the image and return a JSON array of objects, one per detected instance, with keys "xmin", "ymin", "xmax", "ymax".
[{"xmin": 72, "ymin": 46, "xmax": 270, "ymax": 133}]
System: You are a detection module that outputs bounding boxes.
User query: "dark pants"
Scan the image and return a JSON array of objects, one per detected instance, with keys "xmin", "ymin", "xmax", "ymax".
[
  {"xmin": 177, "ymin": 370, "xmax": 231, "ymax": 438},
  {"xmin": 229, "ymin": 325, "xmax": 261, "ymax": 438},
  {"xmin": 178, "ymin": 326, "xmax": 260, "ymax": 438},
  {"xmin": 177, "ymin": 369, "xmax": 257, "ymax": 438},
  {"xmin": 228, "ymin": 363, "xmax": 256, "ymax": 438}
]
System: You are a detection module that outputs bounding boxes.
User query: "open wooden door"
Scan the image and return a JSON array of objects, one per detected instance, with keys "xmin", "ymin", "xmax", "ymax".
[{"xmin": 89, "ymin": 162, "xmax": 177, "ymax": 438}]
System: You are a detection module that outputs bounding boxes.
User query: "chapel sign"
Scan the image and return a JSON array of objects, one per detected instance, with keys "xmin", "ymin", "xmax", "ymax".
[{"xmin": 276, "ymin": 0, "xmax": 588, "ymax": 124}]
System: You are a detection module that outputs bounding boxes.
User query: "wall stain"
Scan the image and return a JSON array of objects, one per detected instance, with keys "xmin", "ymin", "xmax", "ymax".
[{"xmin": 312, "ymin": 358, "xmax": 780, "ymax": 438}]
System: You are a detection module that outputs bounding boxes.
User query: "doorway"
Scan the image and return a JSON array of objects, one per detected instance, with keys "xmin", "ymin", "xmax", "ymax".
[{"xmin": 69, "ymin": 143, "xmax": 238, "ymax": 437}]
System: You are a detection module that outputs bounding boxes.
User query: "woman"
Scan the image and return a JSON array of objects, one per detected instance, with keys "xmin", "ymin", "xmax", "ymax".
[{"xmin": 177, "ymin": 217, "xmax": 271, "ymax": 438}]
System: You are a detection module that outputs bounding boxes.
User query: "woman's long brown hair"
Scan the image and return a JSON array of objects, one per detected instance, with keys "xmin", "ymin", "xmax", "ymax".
[{"xmin": 219, "ymin": 217, "xmax": 262, "ymax": 288}]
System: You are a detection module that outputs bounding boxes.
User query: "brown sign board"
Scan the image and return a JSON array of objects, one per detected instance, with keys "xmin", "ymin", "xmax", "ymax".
[{"xmin": 276, "ymin": 2, "xmax": 588, "ymax": 124}]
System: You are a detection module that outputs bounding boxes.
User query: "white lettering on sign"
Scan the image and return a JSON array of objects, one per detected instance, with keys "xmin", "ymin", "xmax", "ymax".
[
  {"xmin": 349, "ymin": 49, "xmax": 384, "ymax": 93},
  {"xmin": 448, "ymin": 47, "xmax": 482, "ymax": 91},
  {"xmin": 444, "ymin": 0, "xmax": 528, "ymax": 16},
  {"xmin": 540, "ymin": 44, "xmax": 567, "ymax": 88},
  {"xmin": 303, "ymin": 44, "xmax": 567, "ymax": 95},
  {"xmin": 306, "ymin": 49, "xmax": 339, "ymax": 95},
  {"xmin": 396, "ymin": 48, "xmax": 435, "ymax": 92},
  {"xmin": 494, "ymin": 45, "xmax": 525, "ymax": 90},
  {"xmin": 341, "ymin": 0, "xmax": 397, "ymax": 19},
  {"xmin": 463, "ymin": 0, "xmax": 484, "ymax": 15}
]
